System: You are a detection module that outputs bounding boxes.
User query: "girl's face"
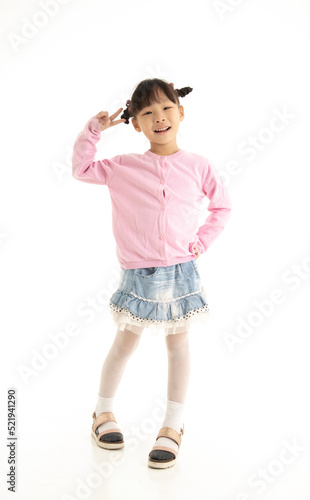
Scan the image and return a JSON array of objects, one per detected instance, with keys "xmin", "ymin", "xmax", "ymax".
[{"xmin": 131, "ymin": 92, "xmax": 184, "ymax": 150}]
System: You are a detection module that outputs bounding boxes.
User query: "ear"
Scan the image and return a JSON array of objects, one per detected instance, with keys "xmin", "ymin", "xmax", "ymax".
[
  {"xmin": 179, "ymin": 105, "xmax": 185, "ymax": 122},
  {"xmin": 131, "ymin": 118, "xmax": 142, "ymax": 132}
]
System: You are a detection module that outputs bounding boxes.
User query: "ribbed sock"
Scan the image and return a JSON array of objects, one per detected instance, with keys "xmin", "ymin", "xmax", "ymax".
[
  {"xmin": 94, "ymin": 394, "xmax": 119, "ymax": 435},
  {"xmin": 155, "ymin": 400, "xmax": 184, "ymax": 453}
]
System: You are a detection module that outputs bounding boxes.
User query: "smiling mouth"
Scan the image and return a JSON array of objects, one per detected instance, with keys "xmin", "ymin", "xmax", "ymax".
[{"xmin": 154, "ymin": 126, "xmax": 171, "ymax": 133}]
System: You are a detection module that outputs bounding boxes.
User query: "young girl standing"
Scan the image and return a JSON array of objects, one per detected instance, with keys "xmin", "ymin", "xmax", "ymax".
[{"xmin": 72, "ymin": 78, "xmax": 232, "ymax": 469}]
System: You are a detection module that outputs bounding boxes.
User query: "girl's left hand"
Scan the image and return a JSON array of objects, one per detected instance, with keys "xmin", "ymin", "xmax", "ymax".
[{"xmin": 193, "ymin": 245, "xmax": 200, "ymax": 259}]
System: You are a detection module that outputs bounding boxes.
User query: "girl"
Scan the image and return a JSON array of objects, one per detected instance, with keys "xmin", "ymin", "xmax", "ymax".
[{"xmin": 72, "ymin": 78, "xmax": 232, "ymax": 469}]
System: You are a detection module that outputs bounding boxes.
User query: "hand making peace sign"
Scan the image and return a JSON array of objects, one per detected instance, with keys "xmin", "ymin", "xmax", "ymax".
[{"xmin": 96, "ymin": 108, "xmax": 126, "ymax": 131}]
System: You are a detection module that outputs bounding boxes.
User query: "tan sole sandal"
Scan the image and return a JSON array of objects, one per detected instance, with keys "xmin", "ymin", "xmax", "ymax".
[
  {"xmin": 91, "ymin": 411, "xmax": 124, "ymax": 450},
  {"xmin": 148, "ymin": 424, "xmax": 184, "ymax": 469}
]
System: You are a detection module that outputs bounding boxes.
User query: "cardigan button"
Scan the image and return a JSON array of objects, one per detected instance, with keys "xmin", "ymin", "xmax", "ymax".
[
  {"xmin": 161, "ymin": 205, "xmax": 166, "ymax": 210},
  {"xmin": 163, "ymin": 260, "xmax": 167, "ymax": 265},
  {"xmin": 160, "ymin": 235, "xmax": 165, "ymax": 240}
]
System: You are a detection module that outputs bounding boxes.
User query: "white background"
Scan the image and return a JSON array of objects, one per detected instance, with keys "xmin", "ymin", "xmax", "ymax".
[{"xmin": 1, "ymin": 0, "xmax": 310, "ymax": 498}]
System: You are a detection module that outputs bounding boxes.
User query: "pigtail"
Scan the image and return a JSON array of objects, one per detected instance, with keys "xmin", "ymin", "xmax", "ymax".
[
  {"xmin": 121, "ymin": 100, "xmax": 132, "ymax": 125},
  {"xmin": 174, "ymin": 86, "xmax": 193, "ymax": 98}
]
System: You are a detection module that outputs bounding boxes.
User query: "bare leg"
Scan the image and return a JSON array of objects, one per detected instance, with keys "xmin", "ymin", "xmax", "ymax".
[
  {"xmin": 165, "ymin": 329, "xmax": 190, "ymax": 404},
  {"xmin": 99, "ymin": 325, "xmax": 143, "ymax": 397},
  {"xmin": 94, "ymin": 325, "xmax": 143, "ymax": 439},
  {"xmin": 149, "ymin": 328, "xmax": 191, "ymax": 460}
]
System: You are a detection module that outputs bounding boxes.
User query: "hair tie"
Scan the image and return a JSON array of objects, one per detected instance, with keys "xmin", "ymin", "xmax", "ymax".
[{"xmin": 126, "ymin": 99, "xmax": 132, "ymax": 114}]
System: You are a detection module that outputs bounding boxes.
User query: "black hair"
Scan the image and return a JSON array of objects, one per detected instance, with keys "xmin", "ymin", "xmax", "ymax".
[{"xmin": 120, "ymin": 78, "xmax": 193, "ymax": 124}]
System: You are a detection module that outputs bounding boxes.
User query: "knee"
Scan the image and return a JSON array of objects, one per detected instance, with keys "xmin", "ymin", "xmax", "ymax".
[
  {"xmin": 114, "ymin": 330, "xmax": 141, "ymax": 359},
  {"xmin": 166, "ymin": 331, "xmax": 189, "ymax": 358}
]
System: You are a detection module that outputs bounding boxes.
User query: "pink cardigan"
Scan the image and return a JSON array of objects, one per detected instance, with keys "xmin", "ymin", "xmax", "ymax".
[{"xmin": 72, "ymin": 115, "xmax": 232, "ymax": 269}]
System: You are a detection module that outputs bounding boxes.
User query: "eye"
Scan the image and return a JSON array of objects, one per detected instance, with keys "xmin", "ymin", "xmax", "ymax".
[{"xmin": 143, "ymin": 106, "xmax": 171, "ymax": 116}]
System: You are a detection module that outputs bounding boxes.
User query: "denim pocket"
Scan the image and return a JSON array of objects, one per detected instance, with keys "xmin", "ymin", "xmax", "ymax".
[
  {"xmin": 135, "ymin": 267, "xmax": 160, "ymax": 278},
  {"xmin": 190, "ymin": 259, "xmax": 199, "ymax": 277}
]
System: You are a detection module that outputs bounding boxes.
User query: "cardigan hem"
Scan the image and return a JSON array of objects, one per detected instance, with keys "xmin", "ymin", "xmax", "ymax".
[{"xmin": 120, "ymin": 255, "xmax": 196, "ymax": 270}]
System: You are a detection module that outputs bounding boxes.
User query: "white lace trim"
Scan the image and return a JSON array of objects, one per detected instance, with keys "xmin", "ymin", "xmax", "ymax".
[
  {"xmin": 109, "ymin": 285, "xmax": 211, "ymax": 335},
  {"xmin": 108, "ymin": 302, "xmax": 212, "ymax": 336},
  {"xmin": 126, "ymin": 288, "xmax": 205, "ymax": 303}
]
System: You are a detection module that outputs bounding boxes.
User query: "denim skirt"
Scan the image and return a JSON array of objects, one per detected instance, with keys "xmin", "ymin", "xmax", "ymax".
[{"xmin": 108, "ymin": 259, "xmax": 211, "ymax": 336}]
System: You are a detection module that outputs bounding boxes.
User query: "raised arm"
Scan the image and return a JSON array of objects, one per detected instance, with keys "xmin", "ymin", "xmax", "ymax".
[{"xmin": 72, "ymin": 108, "xmax": 126, "ymax": 185}]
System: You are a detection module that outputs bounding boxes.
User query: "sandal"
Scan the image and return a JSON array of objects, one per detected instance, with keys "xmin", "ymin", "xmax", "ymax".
[
  {"xmin": 148, "ymin": 424, "xmax": 184, "ymax": 469},
  {"xmin": 91, "ymin": 411, "xmax": 124, "ymax": 450}
]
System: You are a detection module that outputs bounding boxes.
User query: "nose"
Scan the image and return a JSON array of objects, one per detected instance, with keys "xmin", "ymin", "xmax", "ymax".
[
  {"xmin": 155, "ymin": 118, "xmax": 166, "ymax": 127},
  {"xmin": 154, "ymin": 113, "xmax": 166, "ymax": 123}
]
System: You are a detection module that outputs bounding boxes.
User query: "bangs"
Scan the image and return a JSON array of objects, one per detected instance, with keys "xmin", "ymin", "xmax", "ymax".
[{"xmin": 131, "ymin": 79, "xmax": 179, "ymax": 117}]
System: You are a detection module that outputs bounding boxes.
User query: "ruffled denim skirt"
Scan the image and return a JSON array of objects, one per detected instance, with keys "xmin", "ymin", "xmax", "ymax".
[{"xmin": 109, "ymin": 259, "xmax": 211, "ymax": 336}]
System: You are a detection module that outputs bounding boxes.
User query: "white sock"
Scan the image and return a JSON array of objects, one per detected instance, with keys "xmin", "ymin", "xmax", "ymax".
[
  {"xmin": 155, "ymin": 400, "xmax": 184, "ymax": 453},
  {"xmin": 94, "ymin": 394, "xmax": 120, "ymax": 435}
]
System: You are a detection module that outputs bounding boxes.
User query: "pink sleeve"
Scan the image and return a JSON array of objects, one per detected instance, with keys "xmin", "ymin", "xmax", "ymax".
[
  {"xmin": 72, "ymin": 115, "xmax": 121, "ymax": 185},
  {"xmin": 189, "ymin": 159, "xmax": 232, "ymax": 255}
]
